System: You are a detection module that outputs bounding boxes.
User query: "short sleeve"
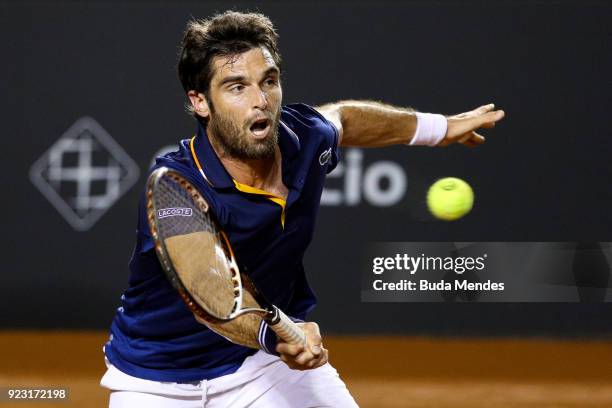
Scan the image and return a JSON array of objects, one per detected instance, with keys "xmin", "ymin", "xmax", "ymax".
[{"xmin": 281, "ymin": 103, "xmax": 341, "ymax": 174}]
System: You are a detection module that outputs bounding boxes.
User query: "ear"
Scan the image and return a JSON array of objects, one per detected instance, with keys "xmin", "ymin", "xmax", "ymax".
[{"xmin": 187, "ymin": 91, "xmax": 210, "ymax": 119}]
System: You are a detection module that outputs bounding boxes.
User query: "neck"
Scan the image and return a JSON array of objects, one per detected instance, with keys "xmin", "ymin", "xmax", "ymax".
[{"xmin": 207, "ymin": 132, "xmax": 281, "ymax": 192}]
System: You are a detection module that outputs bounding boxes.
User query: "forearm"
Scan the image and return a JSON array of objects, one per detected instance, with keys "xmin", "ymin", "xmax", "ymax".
[
  {"xmin": 200, "ymin": 314, "xmax": 262, "ymax": 349},
  {"xmin": 318, "ymin": 100, "xmax": 504, "ymax": 149},
  {"xmin": 194, "ymin": 290, "xmax": 262, "ymax": 349},
  {"xmin": 320, "ymin": 100, "xmax": 418, "ymax": 147}
]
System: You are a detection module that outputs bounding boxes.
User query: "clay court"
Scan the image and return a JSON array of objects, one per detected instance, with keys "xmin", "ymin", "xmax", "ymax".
[{"xmin": 2, "ymin": 332, "xmax": 611, "ymax": 407}]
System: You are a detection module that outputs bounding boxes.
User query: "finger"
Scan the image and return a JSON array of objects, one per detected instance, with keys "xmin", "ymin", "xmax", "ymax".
[
  {"xmin": 468, "ymin": 110, "xmax": 504, "ymax": 132},
  {"xmin": 473, "ymin": 103, "xmax": 496, "ymax": 115},
  {"xmin": 276, "ymin": 343, "xmax": 304, "ymax": 357},
  {"xmin": 294, "ymin": 350, "xmax": 315, "ymax": 366},
  {"xmin": 307, "ymin": 336, "xmax": 322, "ymax": 357},
  {"xmin": 483, "ymin": 109, "xmax": 505, "ymax": 123},
  {"xmin": 279, "ymin": 354, "xmax": 302, "ymax": 370},
  {"xmin": 461, "ymin": 132, "xmax": 485, "ymax": 147},
  {"xmin": 480, "ymin": 121, "xmax": 496, "ymax": 129},
  {"xmin": 458, "ymin": 132, "xmax": 472, "ymax": 143},
  {"xmin": 308, "ymin": 348, "xmax": 329, "ymax": 369},
  {"xmin": 301, "ymin": 322, "xmax": 323, "ymax": 357}
]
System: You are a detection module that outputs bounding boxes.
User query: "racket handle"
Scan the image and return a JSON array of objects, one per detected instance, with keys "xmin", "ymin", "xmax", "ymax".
[{"xmin": 268, "ymin": 308, "xmax": 307, "ymax": 346}]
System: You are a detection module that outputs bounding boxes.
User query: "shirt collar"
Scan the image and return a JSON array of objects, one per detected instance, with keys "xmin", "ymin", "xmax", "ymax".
[{"xmin": 190, "ymin": 118, "xmax": 301, "ymax": 190}]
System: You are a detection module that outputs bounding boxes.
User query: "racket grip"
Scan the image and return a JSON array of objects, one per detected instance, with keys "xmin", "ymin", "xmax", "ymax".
[{"xmin": 268, "ymin": 308, "xmax": 307, "ymax": 346}]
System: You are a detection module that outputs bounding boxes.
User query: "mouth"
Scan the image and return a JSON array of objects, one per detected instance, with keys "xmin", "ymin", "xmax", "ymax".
[{"xmin": 249, "ymin": 118, "xmax": 271, "ymax": 140}]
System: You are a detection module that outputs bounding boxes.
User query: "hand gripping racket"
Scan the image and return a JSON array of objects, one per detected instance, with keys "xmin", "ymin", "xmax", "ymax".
[{"xmin": 146, "ymin": 166, "xmax": 306, "ymax": 346}]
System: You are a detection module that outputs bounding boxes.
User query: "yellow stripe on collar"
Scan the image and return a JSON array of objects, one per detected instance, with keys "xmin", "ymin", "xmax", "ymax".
[
  {"xmin": 233, "ymin": 180, "xmax": 287, "ymax": 228},
  {"xmin": 190, "ymin": 135, "xmax": 286, "ymax": 228},
  {"xmin": 189, "ymin": 136, "xmax": 212, "ymax": 186}
]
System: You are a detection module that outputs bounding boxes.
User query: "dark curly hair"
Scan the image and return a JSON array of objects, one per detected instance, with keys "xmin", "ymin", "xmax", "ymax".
[{"xmin": 177, "ymin": 11, "xmax": 281, "ymax": 118}]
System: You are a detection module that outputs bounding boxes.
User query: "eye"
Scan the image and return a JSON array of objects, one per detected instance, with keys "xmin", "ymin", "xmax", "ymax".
[
  {"xmin": 263, "ymin": 77, "xmax": 278, "ymax": 87},
  {"xmin": 229, "ymin": 84, "xmax": 245, "ymax": 93}
]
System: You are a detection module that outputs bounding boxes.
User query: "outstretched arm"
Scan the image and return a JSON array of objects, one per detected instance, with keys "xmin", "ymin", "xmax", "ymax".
[{"xmin": 316, "ymin": 100, "xmax": 505, "ymax": 148}]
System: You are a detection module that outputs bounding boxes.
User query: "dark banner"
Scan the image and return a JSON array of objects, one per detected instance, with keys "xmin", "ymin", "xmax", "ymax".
[{"xmin": 2, "ymin": 1, "xmax": 611, "ymax": 336}]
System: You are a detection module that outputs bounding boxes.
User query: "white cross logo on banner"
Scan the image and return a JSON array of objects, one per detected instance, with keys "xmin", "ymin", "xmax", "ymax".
[{"xmin": 30, "ymin": 117, "xmax": 140, "ymax": 231}]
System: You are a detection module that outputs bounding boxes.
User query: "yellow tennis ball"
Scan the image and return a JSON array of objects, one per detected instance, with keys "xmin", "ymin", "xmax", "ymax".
[{"xmin": 427, "ymin": 177, "xmax": 474, "ymax": 221}]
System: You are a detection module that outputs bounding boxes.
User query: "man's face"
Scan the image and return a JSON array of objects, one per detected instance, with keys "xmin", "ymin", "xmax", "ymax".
[{"xmin": 205, "ymin": 47, "xmax": 282, "ymax": 160}]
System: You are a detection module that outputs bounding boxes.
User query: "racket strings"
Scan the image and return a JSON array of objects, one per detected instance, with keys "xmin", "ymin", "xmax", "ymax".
[{"xmin": 152, "ymin": 174, "xmax": 242, "ymax": 318}]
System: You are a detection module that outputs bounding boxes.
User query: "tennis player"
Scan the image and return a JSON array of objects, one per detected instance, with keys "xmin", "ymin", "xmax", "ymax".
[{"xmin": 100, "ymin": 11, "xmax": 505, "ymax": 407}]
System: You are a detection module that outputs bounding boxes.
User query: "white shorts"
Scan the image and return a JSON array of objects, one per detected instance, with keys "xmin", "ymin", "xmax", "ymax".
[{"xmin": 100, "ymin": 351, "xmax": 359, "ymax": 407}]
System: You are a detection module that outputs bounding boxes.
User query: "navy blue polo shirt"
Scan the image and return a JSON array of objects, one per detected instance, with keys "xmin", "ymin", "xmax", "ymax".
[{"xmin": 104, "ymin": 104, "xmax": 339, "ymax": 382}]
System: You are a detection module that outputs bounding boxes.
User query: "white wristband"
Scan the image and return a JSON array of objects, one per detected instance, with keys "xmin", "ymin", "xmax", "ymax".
[{"xmin": 409, "ymin": 112, "xmax": 448, "ymax": 146}]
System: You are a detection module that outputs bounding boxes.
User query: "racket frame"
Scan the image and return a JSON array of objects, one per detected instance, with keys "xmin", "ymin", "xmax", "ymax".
[{"xmin": 146, "ymin": 167, "xmax": 285, "ymax": 326}]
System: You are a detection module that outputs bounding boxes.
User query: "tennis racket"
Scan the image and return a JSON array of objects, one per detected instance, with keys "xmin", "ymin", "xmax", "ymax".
[{"xmin": 145, "ymin": 166, "xmax": 306, "ymax": 346}]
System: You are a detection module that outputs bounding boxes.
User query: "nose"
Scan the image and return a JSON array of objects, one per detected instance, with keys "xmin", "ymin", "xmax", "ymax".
[{"xmin": 251, "ymin": 87, "xmax": 268, "ymax": 110}]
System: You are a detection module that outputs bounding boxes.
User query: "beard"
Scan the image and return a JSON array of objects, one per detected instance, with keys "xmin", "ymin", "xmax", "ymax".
[{"xmin": 208, "ymin": 108, "xmax": 280, "ymax": 160}]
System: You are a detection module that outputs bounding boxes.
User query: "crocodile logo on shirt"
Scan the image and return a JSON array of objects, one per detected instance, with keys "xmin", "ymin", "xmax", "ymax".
[{"xmin": 319, "ymin": 147, "xmax": 332, "ymax": 166}]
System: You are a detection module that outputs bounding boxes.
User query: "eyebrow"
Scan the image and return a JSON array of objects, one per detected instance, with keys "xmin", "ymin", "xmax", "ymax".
[
  {"xmin": 261, "ymin": 67, "xmax": 280, "ymax": 79},
  {"xmin": 218, "ymin": 75, "xmax": 246, "ymax": 87},
  {"xmin": 217, "ymin": 67, "xmax": 280, "ymax": 87}
]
